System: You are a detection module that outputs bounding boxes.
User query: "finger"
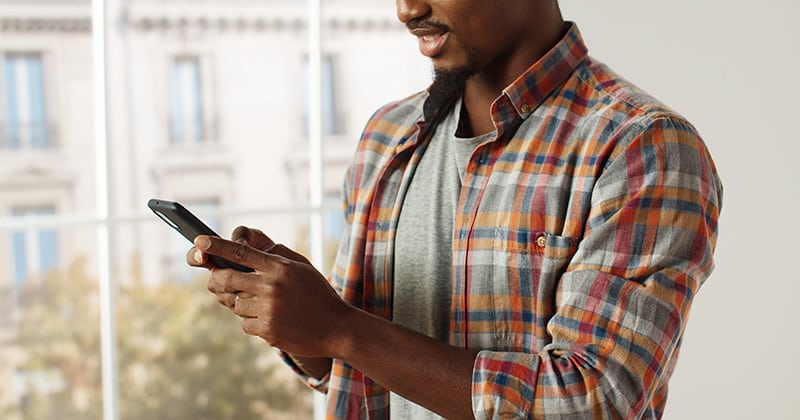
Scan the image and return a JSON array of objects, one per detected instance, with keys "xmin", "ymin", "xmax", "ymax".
[
  {"xmin": 241, "ymin": 317, "xmax": 268, "ymax": 340},
  {"xmin": 266, "ymin": 243, "xmax": 311, "ymax": 264},
  {"xmin": 206, "ymin": 262, "xmax": 263, "ymax": 296},
  {"xmin": 195, "ymin": 235, "xmax": 276, "ymax": 274},
  {"xmin": 209, "ymin": 290, "xmax": 255, "ymax": 310},
  {"xmin": 206, "ymin": 270, "xmax": 237, "ymax": 308},
  {"xmin": 232, "ymin": 295, "xmax": 258, "ymax": 318},
  {"xmin": 186, "ymin": 246, "xmax": 211, "ymax": 268},
  {"xmin": 206, "ymin": 267, "xmax": 230, "ymax": 294},
  {"xmin": 231, "ymin": 226, "xmax": 275, "ymax": 251},
  {"xmin": 220, "ymin": 292, "xmax": 237, "ymax": 309}
]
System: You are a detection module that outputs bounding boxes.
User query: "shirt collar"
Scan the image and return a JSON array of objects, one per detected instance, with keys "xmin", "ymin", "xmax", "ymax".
[
  {"xmin": 421, "ymin": 22, "xmax": 588, "ymax": 125},
  {"xmin": 502, "ymin": 22, "xmax": 588, "ymax": 118}
]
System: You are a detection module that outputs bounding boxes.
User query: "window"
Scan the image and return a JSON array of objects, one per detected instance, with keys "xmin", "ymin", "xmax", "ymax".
[
  {"xmin": 169, "ymin": 56, "xmax": 206, "ymax": 144},
  {"xmin": 1, "ymin": 53, "xmax": 51, "ymax": 150},
  {"xmin": 302, "ymin": 54, "xmax": 343, "ymax": 137},
  {"xmin": 0, "ymin": 2, "xmax": 431, "ymax": 419},
  {"xmin": 10, "ymin": 206, "xmax": 58, "ymax": 286}
]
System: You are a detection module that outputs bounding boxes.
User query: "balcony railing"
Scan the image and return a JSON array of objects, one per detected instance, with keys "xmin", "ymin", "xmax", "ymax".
[
  {"xmin": 0, "ymin": 122, "xmax": 58, "ymax": 150},
  {"xmin": 167, "ymin": 116, "xmax": 218, "ymax": 145}
]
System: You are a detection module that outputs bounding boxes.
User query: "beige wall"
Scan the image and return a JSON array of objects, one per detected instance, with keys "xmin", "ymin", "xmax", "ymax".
[{"xmin": 561, "ymin": 1, "xmax": 799, "ymax": 418}]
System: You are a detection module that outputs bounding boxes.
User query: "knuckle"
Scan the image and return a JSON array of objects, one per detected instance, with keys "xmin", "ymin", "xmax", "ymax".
[
  {"xmin": 252, "ymin": 228, "xmax": 267, "ymax": 239},
  {"xmin": 206, "ymin": 274, "xmax": 219, "ymax": 292},
  {"xmin": 241, "ymin": 319, "xmax": 254, "ymax": 335},
  {"xmin": 272, "ymin": 244, "xmax": 289, "ymax": 255},
  {"xmin": 220, "ymin": 270, "xmax": 235, "ymax": 292},
  {"xmin": 233, "ymin": 242, "xmax": 251, "ymax": 260},
  {"xmin": 272, "ymin": 258, "xmax": 292, "ymax": 276},
  {"xmin": 232, "ymin": 225, "xmax": 249, "ymax": 241},
  {"xmin": 273, "ymin": 243, "xmax": 310, "ymax": 264}
]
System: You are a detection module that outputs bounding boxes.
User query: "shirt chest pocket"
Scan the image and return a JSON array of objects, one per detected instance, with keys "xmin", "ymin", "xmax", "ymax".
[{"xmin": 463, "ymin": 228, "xmax": 578, "ymax": 353}]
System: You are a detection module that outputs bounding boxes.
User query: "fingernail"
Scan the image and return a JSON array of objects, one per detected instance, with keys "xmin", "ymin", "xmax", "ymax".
[
  {"xmin": 194, "ymin": 250, "xmax": 204, "ymax": 263},
  {"xmin": 195, "ymin": 236, "xmax": 211, "ymax": 250}
]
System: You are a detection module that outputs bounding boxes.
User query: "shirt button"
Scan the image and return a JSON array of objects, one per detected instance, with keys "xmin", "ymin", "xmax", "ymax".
[
  {"xmin": 520, "ymin": 104, "xmax": 532, "ymax": 114},
  {"xmin": 536, "ymin": 234, "xmax": 547, "ymax": 248}
]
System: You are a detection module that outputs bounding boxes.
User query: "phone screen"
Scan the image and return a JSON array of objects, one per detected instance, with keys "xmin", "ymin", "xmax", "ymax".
[{"xmin": 148, "ymin": 198, "xmax": 253, "ymax": 272}]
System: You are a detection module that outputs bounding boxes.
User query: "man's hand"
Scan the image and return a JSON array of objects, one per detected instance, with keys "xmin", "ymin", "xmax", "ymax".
[
  {"xmin": 191, "ymin": 230, "xmax": 352, "ymax": 358},
  {"xmin": 189, "ymin": 226, "xmax": 474, "ymax": 416},
  {"xmin": 186, "ymin": 226, "xmax": 268, "ymax": 307}
]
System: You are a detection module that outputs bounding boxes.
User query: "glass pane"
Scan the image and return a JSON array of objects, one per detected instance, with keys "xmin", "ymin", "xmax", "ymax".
[
  {"xmin": 0, "ymin": 224, "xmax": 101, "ymax": 419},
  {"xmin": 114, "ymin": 215, "xmax": 312, "ymax": 419},
  {"xmin": 110, "ymin": 0, "xmax": 312, "ymax": 217},
  {"xmin": 0, "ymin": 0, "xmax": 97, "ymax": 418},
  {"xmin": 169, "ymin": 56, "xmax": 205, "ymax": 144},
  {"xmin": 2, "ymin": 53, "xmax": 50, "ymax": 150},
  {"xmin": 0, "ymin": 1, "xmax": 96, "ymax": 209},
  {"xmin": 108, "ymin": 0, "xmax": 325, "ymax": 416},
  {"xmin": 318, "ymin": 0, "xmax": 431, "ymax": 270}
]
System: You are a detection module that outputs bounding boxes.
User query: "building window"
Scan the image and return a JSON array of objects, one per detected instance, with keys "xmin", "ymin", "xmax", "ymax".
[
  {"xmin": 169, "ymin": 56, "xmax": 207, "ymax": 144},
  {"xmin": 302, "ymin": 54, "xmax": 343, "ymax": 138},
  {"xmin": 10, "ymin": 206, "xmax": 58, "ymax": 286},
  {"xmin": 1, "ymin": 53, "xmax": 51, "ymax": 150}
]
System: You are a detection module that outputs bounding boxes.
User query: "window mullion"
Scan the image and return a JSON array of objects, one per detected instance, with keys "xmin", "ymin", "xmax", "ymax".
[
  {"xmin": 92, "ymin": 0, "xmax": 120, "ymax": 419},
  {"xmin": 307, "ymin": 0, "xmax": 326, "ymax": 419}
]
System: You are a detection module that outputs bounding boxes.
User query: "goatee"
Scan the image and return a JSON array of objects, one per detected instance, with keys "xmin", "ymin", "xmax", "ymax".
[{"xmin": 429, "ymin": 66, "xmax": 472, "ymax": 100}]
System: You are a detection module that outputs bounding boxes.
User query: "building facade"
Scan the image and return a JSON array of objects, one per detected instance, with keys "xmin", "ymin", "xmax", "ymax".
[{"xmin": 0, "ymin": 0, "xmax": 430, "ymax": 416}]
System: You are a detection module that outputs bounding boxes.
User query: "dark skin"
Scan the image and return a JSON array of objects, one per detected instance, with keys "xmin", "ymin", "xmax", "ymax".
[
  {"xmin": 189, "ymin": 1, "xmax": 566, "ymax": 417},
  {"xmin": 397, "ymin": 0, "xmax": 566, "ymax": 136},
  {"xmin": 189, "ymin": 229, "xmax": 477, "ymax": 418}
]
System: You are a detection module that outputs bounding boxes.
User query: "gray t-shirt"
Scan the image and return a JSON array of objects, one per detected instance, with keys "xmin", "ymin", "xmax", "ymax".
[{"xmin": 390, "ymin": 99, "xmax": 494, "ymax": 419}]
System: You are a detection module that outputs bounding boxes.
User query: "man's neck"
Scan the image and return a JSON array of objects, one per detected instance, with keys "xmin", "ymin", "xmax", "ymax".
[{"xmin": 459, "ymin": 19, "xmax": 568, "ymax": 137}]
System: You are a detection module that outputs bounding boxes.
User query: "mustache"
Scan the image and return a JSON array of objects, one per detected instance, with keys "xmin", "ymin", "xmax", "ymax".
[{"xmin": 406, "ymin": 19, "xmax": 451, "ymax": 33}]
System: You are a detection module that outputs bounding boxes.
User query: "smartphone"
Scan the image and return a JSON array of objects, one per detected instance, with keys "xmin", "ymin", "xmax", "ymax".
[{"xmin": 147, "ymin": 198, "xmax": 254, "ymax": 272}]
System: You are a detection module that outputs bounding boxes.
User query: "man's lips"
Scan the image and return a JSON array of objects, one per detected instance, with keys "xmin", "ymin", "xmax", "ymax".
[
  {"xmin": 416, "ymin": 31, "xmax": 448, "ymax": 58},
  {"xmin": 407, "ymin": 21, "xmax": 451, "ymax": 58}
]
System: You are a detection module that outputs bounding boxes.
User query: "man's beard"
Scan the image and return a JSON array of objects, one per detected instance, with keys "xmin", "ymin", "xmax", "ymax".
[
  {"xmin": 428, "ymin": 45, "xmax": 479, "ymax": 100},
  {"xmin": 429, "ymin": 66, "xmax": 471, "ymax": 100}
]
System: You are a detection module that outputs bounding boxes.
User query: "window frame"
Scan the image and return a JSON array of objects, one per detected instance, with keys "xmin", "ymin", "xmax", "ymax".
[{"xmin": 0, "ymin": 1, "xmax": 329, "ymax": 419}]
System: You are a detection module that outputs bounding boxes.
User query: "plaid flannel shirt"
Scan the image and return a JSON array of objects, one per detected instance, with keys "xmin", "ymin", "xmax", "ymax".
[{"xmin": 284, "ymin": 23, "xmax": 722, "ymax": 419}]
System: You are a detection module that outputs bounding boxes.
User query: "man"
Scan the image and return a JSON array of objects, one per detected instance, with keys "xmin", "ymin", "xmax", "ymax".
[{"xmin": 189, "ymin": 0, "xmax": 722, "ymax": 418}]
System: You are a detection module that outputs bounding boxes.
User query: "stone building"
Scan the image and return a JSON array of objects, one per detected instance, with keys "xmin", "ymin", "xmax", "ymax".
[{"xmin": 0, "ymin": 0, "xmax": 430, "ymax": 416}]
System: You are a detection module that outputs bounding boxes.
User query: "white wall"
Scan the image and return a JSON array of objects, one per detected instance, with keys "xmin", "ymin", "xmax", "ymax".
[{"xmin": 559, "ymin": 1, "xmax": 799, "ymax": 419}]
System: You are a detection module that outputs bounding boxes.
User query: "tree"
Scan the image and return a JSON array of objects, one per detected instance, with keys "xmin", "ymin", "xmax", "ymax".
[{"xmin": 5, "ymin": 258, "xmax": 313, "ymax": 419}]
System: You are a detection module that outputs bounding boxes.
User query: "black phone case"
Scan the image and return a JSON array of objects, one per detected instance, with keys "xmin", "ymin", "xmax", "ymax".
[{"xmin": 147, "ymin": 198, "xmax": 253, "ymax": 272}]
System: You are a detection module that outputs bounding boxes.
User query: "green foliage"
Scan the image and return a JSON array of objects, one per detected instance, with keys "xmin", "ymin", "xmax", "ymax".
[{"xmin": 5, "ymin": 259, "xmax": 313, "ymax": 419}]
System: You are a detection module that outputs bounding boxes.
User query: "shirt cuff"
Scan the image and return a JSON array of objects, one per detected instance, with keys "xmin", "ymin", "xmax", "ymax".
[
  {"xmin": 277, "ymin": 349, "xmax": 330, "ymax": 393},
  {"xmin": 472, "ymin": 350, "xmax": 539, "ymax": 419}
]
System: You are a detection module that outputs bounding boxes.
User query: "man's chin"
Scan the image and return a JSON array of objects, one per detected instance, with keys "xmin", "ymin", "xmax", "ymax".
[{"xmin": 430, "ymin": 65, "xmax": 473, "ymax": 100}]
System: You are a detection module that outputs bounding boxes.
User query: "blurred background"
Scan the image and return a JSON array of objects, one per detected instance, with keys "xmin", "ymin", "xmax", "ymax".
[{"xmin": 0, "ymin": 0, "xmax": 796, "ymax": 419}]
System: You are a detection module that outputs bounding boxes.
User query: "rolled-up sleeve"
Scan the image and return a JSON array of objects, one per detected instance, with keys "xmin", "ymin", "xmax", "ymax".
[{"xmin": 278, "ymin": 350, "xmax": 331, "ymax": 393}]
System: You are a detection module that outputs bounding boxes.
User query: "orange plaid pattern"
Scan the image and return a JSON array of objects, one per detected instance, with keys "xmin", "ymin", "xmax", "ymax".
[{"xmin": 283, "ymin": 23, "xmax": 722, "ymax": 419}]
